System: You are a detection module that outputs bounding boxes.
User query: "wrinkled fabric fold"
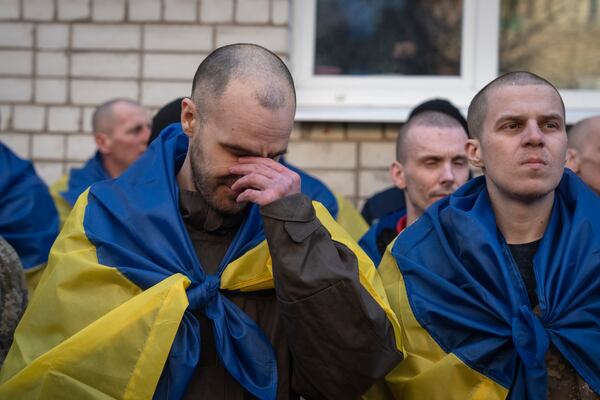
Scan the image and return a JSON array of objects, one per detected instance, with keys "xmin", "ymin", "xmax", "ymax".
[
  {"xmin": 60, "ymin": 151, "xmax": 110, "ymax": 206},
  {"xmin": 0, "ymin": 142, "xmax": 59, "ymax": 269}
]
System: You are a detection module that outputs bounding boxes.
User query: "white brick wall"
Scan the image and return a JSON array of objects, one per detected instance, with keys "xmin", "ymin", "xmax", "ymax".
[
  {"xmin": 128, "ymin": 0, "xmax": 161, "ymax": 21},
  {"xmin": 73, "ymin": 24, "xmax": 140, "ymax": 49},
  {"xmin": 71, "ymin": 80, "xmax": 139, "ymax": 104},
  {"xmin": 71, "ymin": 52, "xmax": 140, "ymax": 78},
  {"xmin": 36, "ymin": 52, "xmax": 68, "ymax": 77},
  {"xmin": 35, "ymin": 79, "xmax": 67, "ymax": 103},
  {"xmin": 92, "ymin": 0, "xmax": 126, "ymax": 22},
  {"xmin": 0, "ymin": 0, "xmax": 20, "ymax": 19},
  {"xmin": 13, "ymin": 105, "xmax": 45, "ymax": 130},
  {"xmin": 48, "ymin": 106, "xmax": 81, "ymax": 132},
  {"xmin": 200, "ymin": 0, "xmax": 234, "ymax": 23},
  {"xmin": 143, "ymin": 54, "xmax": 204, "ymax": 80},
  {"xmin": 236, "ymin": 0, "xmax": 270, "ymax": 24},
  {"xmin": 144, "ymin": 25, "xmax": 212, "ymax": 51},
  {"xmin": 0, "ymin": 23, "xmax": 33, "ymax": 47},
  {"xmin": 37, "ymin": 24, "xmax": 70, "ymax": 49},
  {"xmin": 23, "ymin": 0, "xmax": 54, "ymax": 21},
  {"xmin": 0, "ymin": 78, "xmax": 32, "ymax": 102},
  {"xmin": 58, "ymin": 0, "xmax": 91, "ymax": 21},
  {"xmin": 0, "ymin": 50, "xmax": 33, "ymax": 75},
  {"xmin": 0, "ymin": 0, "xmax": 399, "ymax": 204},
  {"xmin": 164, "ymin": 0, "xmax": 198, "ymax": 22}
]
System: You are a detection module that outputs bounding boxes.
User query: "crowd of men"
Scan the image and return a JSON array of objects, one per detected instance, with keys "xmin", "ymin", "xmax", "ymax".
[{"xmin": 0, "ymin": 43, "xmax": 599, "ymax": 399}]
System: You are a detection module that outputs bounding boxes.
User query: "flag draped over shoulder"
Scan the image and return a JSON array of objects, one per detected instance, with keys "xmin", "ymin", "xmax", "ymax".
[
  {"xmin": 381, "ymin": 171, "xmax": 600, "ymax": 399},
  {"xmin": 0, "ymin": 142, "xmax": 59, "ymax": 269},
  {"xmin": 60, "ymin": 151, "xmax": 109, "ymax": 206}
]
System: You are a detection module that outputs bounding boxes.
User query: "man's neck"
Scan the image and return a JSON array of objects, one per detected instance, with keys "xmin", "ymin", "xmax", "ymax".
[
  {"xmin": 488, "ymin": 186, "xmax": 555, "ymax": 245},
  {"xmin": 101, "ymin": 157, "xmax": 125, "ymax": 179}
]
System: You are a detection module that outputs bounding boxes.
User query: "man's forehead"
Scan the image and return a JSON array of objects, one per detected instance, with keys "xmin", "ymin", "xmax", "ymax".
[
  {"xmin": 406, "ymin": 125, "xmax": 467, "ymax": 154},
  {"xmin": 486, "ymin": 84, "xmax": 564, "ymax": 119}
]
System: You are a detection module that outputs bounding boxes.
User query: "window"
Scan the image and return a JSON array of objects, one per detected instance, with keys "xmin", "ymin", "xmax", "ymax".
[{"xmin": 291, "ymin": 0, "xmax": 600, "ymax": 123}]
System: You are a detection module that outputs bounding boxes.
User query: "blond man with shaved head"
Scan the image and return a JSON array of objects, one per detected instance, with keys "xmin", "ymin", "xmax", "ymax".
[
  {"xmin": 566, "ymin": 116, "xmax": 600, "ymax": 194},
  {"xmin": 370, "ymin": 72, "xmax": 600, "ymax": 399}
]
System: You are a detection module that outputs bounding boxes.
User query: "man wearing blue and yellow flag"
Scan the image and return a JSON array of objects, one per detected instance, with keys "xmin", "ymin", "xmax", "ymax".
[
  {"xmin": 50, "ymin": 98, "xmax": 151, "ymax": 226},
  {"xmin": 373, "ymin": 71, "xmax": 600, "ymax": 399},
  {"xmin": 0, "ymin": 44, "xmax": 402, "ymax": 399}
]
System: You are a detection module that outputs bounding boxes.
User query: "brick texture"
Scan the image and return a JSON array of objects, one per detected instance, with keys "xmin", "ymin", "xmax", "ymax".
[{"xmin": 0, "ymin": 0, "xmax": 397, "ymax": 204}]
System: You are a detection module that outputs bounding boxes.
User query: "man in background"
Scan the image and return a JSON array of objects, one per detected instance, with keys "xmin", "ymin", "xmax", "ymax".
[
  {"xmin": 359, "ymin": 100, "xmax": 470, "ymax": 264},
  {"xmin": 50, "ymin": 98, "xmax": 151, "ymax": 225},
  {"xmin": 566, "ymin": 115, "xmax": 600, "ymax": 195}
]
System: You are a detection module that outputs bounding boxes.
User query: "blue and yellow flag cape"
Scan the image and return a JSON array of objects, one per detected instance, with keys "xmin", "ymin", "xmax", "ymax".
[
  {"xmin": 281, "ymin": 158, "xmax": 369, "ymax": 241},
  {"xmin": 375, "ymin": 171, "xmax": 600, "ymax": 399},
  {"xmin": 0, "ymin": 125, "xmax": 398, "ymax": 400},
  {"xmin": 0, "ymin": 142, "xmax": 59, "ymax": 272},
  {"xmin": 50, "ymin": 151, "xmax": 110, "ymax": 225},
  {"xmin": 359, "ymin": 208, "xmax": 406, "ymax": 265}
]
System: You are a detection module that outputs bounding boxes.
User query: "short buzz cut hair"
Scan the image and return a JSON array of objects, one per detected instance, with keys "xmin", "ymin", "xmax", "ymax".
[
  {"xmin": 92, "ymin": 98, "xmax": 141, "ymax": 134},
  {"xmin": 190, "ymin": 43, "xmax": 296, "ymax": 122},
  {"xmin": 467, "ymin": 71, "xmax": 566, "ymax": 139},
  {"xmin": 396, "ymin": 111, "xmax": 466, "ymax": 162},
  {"xmin": 568, "ymin": 116, "xmax": 600, "ymax": 151}
]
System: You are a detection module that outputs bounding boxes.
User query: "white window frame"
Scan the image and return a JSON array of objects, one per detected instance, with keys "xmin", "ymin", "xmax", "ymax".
[{"xmin": 291, "ymin": 0, "xmax": 600, "ymax": 123}]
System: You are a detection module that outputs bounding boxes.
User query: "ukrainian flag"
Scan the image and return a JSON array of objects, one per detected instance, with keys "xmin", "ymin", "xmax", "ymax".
[
  {"xmin": 369, "ymin": 172, "xmax": 600, "ymax": 399},
  {"xmin": 50, "ymin": 151, "xmax": 110, "ymax": 227},
  {"xmin": 0, "ymin": 142, "xmax": 59, "ymax": 291},
  {"xmin": 0, "ymin": 125, "xmax": 399, "ymax": 399}
]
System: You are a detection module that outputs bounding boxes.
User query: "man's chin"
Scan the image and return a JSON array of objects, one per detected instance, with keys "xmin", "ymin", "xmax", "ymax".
[{"xmin": 212, "ymin": 198, "xmax": 248, "ymax": 216}]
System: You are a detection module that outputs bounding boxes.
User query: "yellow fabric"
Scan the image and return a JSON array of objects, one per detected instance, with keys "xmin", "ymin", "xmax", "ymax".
[
  {"xmin": 363, "ymin": 246, "xmax": 508, "ymax": 400},
  {"xmin": 23, "ymin": 264, "xmax": 45, "ymax": 295},
  {"xmin": 0, "ymin": 197, "xmax": 399, "ymax": 399},
  {"xmin": 0, "ymin": 190, "xmax": 189, "ymax": 399},
  {"xmin": 49, "ymin": 174, "xmax": 72, "ymax": 229},
  {"xmin": 334, "ymin": 193, "xmax": 369, "ymax": 241}
]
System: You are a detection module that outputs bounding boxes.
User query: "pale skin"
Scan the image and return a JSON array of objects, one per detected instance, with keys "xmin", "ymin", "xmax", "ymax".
[
  {"xmin": 178, "ymin": 79, "xmax": 300, "ymax": 213},
  {"xmin": 466, "ymin": 84, "xmax": 568, "ymax": 244},
  {"xmin": 565, "ymin": 116, "xmax": 600, "ymax": 195},
  {"xmin": 95, "ymin": 101, "xmax": 151, "ymax": 178},
  {"xmin": 390, "ymin": 125, "xmax": 470, "ymax": 225}
]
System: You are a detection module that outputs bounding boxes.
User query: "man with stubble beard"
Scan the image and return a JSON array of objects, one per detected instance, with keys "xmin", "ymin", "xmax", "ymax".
[
  {"xmin": 0, "ymin": 44, "xmax": 402, "ymax": 400},
  {"xmin": 368, "ymin": 71, "xmax": 600, "ymax": 399}
]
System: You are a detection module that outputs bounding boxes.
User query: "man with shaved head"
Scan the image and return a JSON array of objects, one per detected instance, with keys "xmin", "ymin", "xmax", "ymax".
[
  {"xmin": 359, "ymin": 100, "xmax": 470, "ymax": 265},
  {"xmin": 371, "ymin": 71, "xmax": 600, "ymax": 399},
  {"xmin": 2, "ymin": 44, "xmax": 401, "ymax": 399},
  {"xmin": 566, "ymin": 116, "xmax": 600, "ymax": 195},
  {"xmin": 50, "ymin": 98, "xmax": 151, "ymax": 225}
]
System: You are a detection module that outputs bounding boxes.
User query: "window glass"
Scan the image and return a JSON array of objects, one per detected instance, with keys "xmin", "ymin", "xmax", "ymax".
[
  {"xmin": 314, "ymin": 0, "xmax": 463, "ymax": 76},
  {"xmin": 500, "ymin": 0, "xmax": 600, "ymax": 89}
]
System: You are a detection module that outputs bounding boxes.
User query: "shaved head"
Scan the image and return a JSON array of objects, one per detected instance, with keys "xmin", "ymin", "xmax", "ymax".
[
  {"xmin": 92, "ymin": 98, "xmax": 143, "ymax": 134},
  {"xmin": 190, "ymin": 43, "xmax": 296, "ymax": 122},
  {"xmin": 467, "ymin": 71, "xmax": 565, "ymax": 139},
  {"xmin": 568, "ymin": 116, "xmax": 600, "ymax": 150},
  {"xmin": 396, "ymin": 111, "xmax": 465, "ymax": 162}
]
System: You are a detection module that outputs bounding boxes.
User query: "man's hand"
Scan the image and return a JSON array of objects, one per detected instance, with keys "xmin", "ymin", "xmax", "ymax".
[{"xmin": 229, "ymin": 157, "xmax": 301, "ymax": 206}]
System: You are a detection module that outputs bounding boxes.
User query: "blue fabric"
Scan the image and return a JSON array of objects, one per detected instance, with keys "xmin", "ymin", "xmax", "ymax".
[
  {"xmin": 359, "ymin": 208, "xmax": 405, "ymax": 265},
  {"xmin": 0, "ymin": 142, "xmax": 59, "ymax": 268},
  {"xmin": 82, "ymin": 123, "xmax": 277, "ymax": 400},
  {"xmin": 280, "ymin": 158, "xmax": 339, "ymax": 219},
  {"xmin": 60, "ymin": 151, "xmax": 110, "ymax": 206},
  {"xmin": 361, "ymin": 186, "xmax": 406, "ymax": 225},
  {"xmin": 392, "ymin": 171, "xmax": 600, "ymax": 399}
]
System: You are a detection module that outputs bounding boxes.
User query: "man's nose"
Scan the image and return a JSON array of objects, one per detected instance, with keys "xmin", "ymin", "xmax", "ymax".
[
  {"xmin": 439, "ymin": 162, "xmax": 456, "ymax": 185},
  {"xmin": 522, "ymin": 120, "xmax": 545, "ymax": 146}
]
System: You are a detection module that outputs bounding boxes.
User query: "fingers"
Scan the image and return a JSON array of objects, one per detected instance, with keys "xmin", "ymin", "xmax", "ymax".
[{"xmin": 229, "ymin": 157, "xmax": 301, "ymax": 206}]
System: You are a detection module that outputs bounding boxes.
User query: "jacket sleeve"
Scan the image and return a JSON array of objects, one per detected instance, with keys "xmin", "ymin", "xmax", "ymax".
[{"xmin": 260, "ymin": 193, "xmax": 403, "ymax": 399}]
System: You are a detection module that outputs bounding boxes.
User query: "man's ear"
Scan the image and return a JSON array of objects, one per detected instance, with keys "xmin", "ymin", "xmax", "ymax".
[
  {"xmin": 390, "ymin": 160, "xmax": 407, "ymax": 189},
  {"xmin": 95, "ymin": 132, "xmax": 111, "ymax": 155},
  {"xmin": 466, "ymin": 138, "xmax": 484, "ymax": 169},
  {"xmin": 181, "ymin": 98, "xmax": 198, "ymax": 137},
  {"xmin": 565, "ymin": 148, "xmax": 580, "ymax": 173}
]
